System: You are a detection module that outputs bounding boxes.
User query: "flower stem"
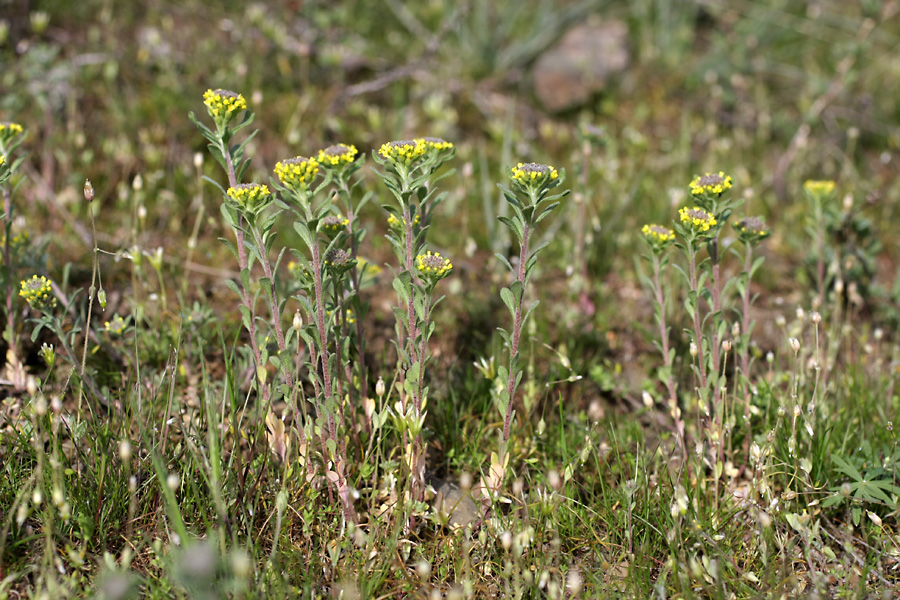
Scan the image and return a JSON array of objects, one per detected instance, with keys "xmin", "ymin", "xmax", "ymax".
[
  {"xmin": 311, "ymin": 240, "xmax": 335, "ymax": 435},
  {"xmin": 220, "ymin": 138, "xmax": 267, "ymax": 403},
  {"xmin": 340, "ymin": 178, "xmax": 369, "ymax": 397},
  {"xmin": 503, "ymin": 222, "xmax": 531, "ymax": 443},
  {"xmin": 687, "ymin": 239, "xmax": 708, "ymax": 391}
]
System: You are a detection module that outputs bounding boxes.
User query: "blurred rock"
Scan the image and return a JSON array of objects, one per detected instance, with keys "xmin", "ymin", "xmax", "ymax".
[
  {"xmin": 433, "ymin": 479, "xmax": 480, "ymax": 528},
  {"xmin": 533, "ymin": 21, "xmax": 630, "ymax": 112}
]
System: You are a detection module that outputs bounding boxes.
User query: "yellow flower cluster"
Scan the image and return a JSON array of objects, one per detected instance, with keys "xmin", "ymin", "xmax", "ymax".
[
  {"xmin": 275, "ymin": 156, "xmax": 319, "ymax": 191},
  {"xmin": 421, "ymin": 137, "xmax": 454, "ymax": 152},
  {"xmin": 736, "ymin": 216, "xmax": 768, "ymax": 236},
  {"xmin": 104, "ymin": 314, "xmax": 128, "ymax": 335},
  {"xmin": 324, "ymin": 248, "xmax": 352, "ymax": 269},
  {"xmin": 203, "ymin": 89, "xmax": 247, "ymax": 120},
  {"xmin": 642, "ymin": 224, "xmax": 675, "ymax": 243},
  {"xmin": 689, "ymin": 172, "xmax": 733, "ymax": 197},
  {"xmin": 226, "ymin": 183, "xmax": 271, "ymax": 212},
  {"xmin": 0, "ymin": 122, "xmax": 24, "ymax": 145},
  {"xmin": 416, "ymin": 251, "xmax": 452, "ymax": 279},
  {"xmin": 2, "ymin": 230, "xmax": 30, "ymax": 258},
  {"xmin": 803, "ymin": 180, "xmax": 836, "ymax": 196},
  {"xmin": 19, "ymin": 275, "xmax": 55, "ymax": 310},
  {"xmin": 317, "ymin": 144, "xmax": 358, "ymax": 166},
  {"xmin": 321, "ymin": 214, "xmax": 349, "ymax": 234},
  {"xmin": 356, "ymin": 256, "xmax": 383, "ymax": 277},
  {"xmin": 679, "ymin": 206, "xmax": 717, "ymax": 232},
  {"xmin": 0, "ymin": 155, "xmax": 5, "ymax": 167},
  {"xmin": 511, "ymin": 162, "xmax": 559, "ymax": 184},
  {"xmin": 736, "ymin": 216, "xmax": 770, "ymax": 244},
  {"xmin": 379, "ymin": 139, "xmax": 427, "ymax": 165},
  {"xmin": 387, "ymin": 213, "xmax": 420, "ymax": 229}
]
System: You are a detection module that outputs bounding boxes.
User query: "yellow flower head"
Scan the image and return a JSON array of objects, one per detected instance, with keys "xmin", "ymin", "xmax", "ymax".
[
  {"xmin": 0, "ymin": 155, "xmax": 5, "ymax": 168},
  {"xmin": 642, "ymin": 224, "xmax": 675, "ymax": 250},
  {"xmin": 378, "ymin": 139, "xmax": 427, "ymax": 166},
  {"xmin": 325, "ymin": 248, "xmax": 353, "ymax": 269},
  {"xmin": 19, "ymin": 275, "xmax": 56, "ymax": 311},
  {"xmin": 418, "ymin": 137, "xmax": 454, "ymax": 154},
  {"xmin": 511, "ymin": 162, "xmax": 559, "ymax": 185},
  {"xmin": 803, "ymin": 180, "xmax": 836, "ymax": 197},
  {"xmin": 356, "ymin": 256, "xmax": 383, "ymax": 278},
  {"xmin": 226, "ymin": 183, "xmax": 271, "ymax": 213},
  {"xmin": 203, "ymin": 89, "xmax": 247, "ymax": 123},
  {"xmin": 274, "ymin": 156, "xmax": 319, "ymax": 192},
  {"xmin": 104, "ymin": 314, "xmax": 128, "ymax": 336},
  {"xmin": 317, "ymin": 143, "xmax": 358, "ymax": 167},
  {"xmin": 735, "ymin": 216, "xmax": 770, "ymax": 244},
  {"xmin": 2, "ymin": 230, "xmax": 30, "ymax": 261},
  {"xmin": 679, "ymin": 206, "xmax": 718, "ymax": 233},
  {"xmin": 320, "ymin": 214, "xmax": 349, "ymax": 235},
  {"xmin": 387, "ymin": 213, "xmax": 420, "ymax": 229},
  {"xmin": 0, "ymin": 122, "xmax": 24, "ymax": 147},
  {"xmin": 416, "ymin": 251, "xmax": 453, "ymax": 280},
  {"xmin": 689, "ymin": 172, "xmax": 733, "ymax": 197}
]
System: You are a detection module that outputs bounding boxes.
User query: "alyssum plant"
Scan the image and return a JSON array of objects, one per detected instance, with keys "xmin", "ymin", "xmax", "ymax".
[
  {"xmin": 192, "ymin": 89, "xmax": 363, "ymax": 519},
  {"xmin": 192, "ymin": 89, "xmax": 460, "ymax": 522},
  {"xmin": 483, "ymin": 162, "xmax": 568, "ymax": 502},
  {"xmin": 371, "ymin": 138, "xmax": 455, "ymax": 506},
  {"xmin": 641, "ymin": 172, "xmax": 772, "ymax": 490}
]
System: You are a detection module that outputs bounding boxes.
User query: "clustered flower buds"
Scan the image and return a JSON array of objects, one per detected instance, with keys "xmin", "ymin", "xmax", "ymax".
[
  {"xmin": 415, "ymin": 251, "xmax": 453, "ymax": 285},
  {"xmin": 320, "ymin": 214, "xmax": 349, "ymax": 236},
  {"xmin": 679, "ymin": 206, "xmax": 718, "ymax": 233},
  {"xmin": 0, "ymin": 121, "xmax": 24, "ymax": 148},
  {"xmin": 641, "ymin": 223, "xmax": 675, "ymax": 252},
  {"xmin": 387, "ymin": 212, "xmax": 420, "ymax": 229},
  {"xmin": 19, "ymin": 275, "xmax": 56, "ymax": 311},
  {"xmin": 803, "ymin": 180, "xmax": 836, "ymax": 197},
  {"xmin": 104, "ymin": 314, "xmax": 128, "ymax": 335},
  {"xmin": 324, "ymin": 248, "xmax": 355, "ymax": 274},
  {"xmin": 203, "ymin": 89, "xmax": 247, "ymax": 127},
  {"xmin": 274, "ymin": 156, "xmax": 319, "ymax": 193},
  {"xmin": 226, "ymin": 183, "xmax": 271, "ymax": 214},
  {"xmin": 735, "ymin": 216, "xmax": 770, "ymax": 244},
  {"xmin": 420, "ymin": 137, "xmax": 454, "ymax": 153},
  {"xmin": 509, "ymin": 162, "xmax": 559, "ymax": 197},
  {"xmin": 378, "ymin": 139, "xmax": 427, "ymax": 167},
  {"xmin": 317, "ymin": 143, "xmax": 358, "ymax": 167},
  {"xmin": 689, "ymin": 171, "xmax": 733, "ymax": 197}
]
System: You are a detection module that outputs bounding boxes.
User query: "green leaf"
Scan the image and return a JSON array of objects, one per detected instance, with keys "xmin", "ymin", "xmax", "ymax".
[
  {"xmin": 831, "ymin": 454, "xmax": 863, "ymax": 481},
  {"xmin": 500, "ymin": 287, "xmax": 517, "ymax": 318},
  {"xmin": 495, "ymin": 252, "xmax": 515, "ymax": 274}
]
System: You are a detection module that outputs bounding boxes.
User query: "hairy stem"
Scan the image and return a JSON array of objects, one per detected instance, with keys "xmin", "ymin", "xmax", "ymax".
[
  {"xmin": 2, "ymin": 183, "xmax": 14, "ymax": 356},
  {"xmin": 687, "ymin": 240, "xmax": 708, "ymax": 391},
  {"xmin": 502, "ymin": 222, "xmax": 531, "ymax": 443},
  {"xmin": 340, "ymin": 179, "xmax": 369, "ymax": 397},
  {"xmin": 311, "ymin": 240, "xmax": 335, "ymax": 435}
]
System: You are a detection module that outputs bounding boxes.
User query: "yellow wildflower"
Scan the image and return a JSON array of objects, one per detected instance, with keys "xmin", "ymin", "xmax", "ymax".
[
  {"xmin": 679, "ymin": 207, "xmax": 718, "ymax": 233},
  {"xmin": 689, "ymin": 172, "xmax": 733, "ymax": 197}
]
